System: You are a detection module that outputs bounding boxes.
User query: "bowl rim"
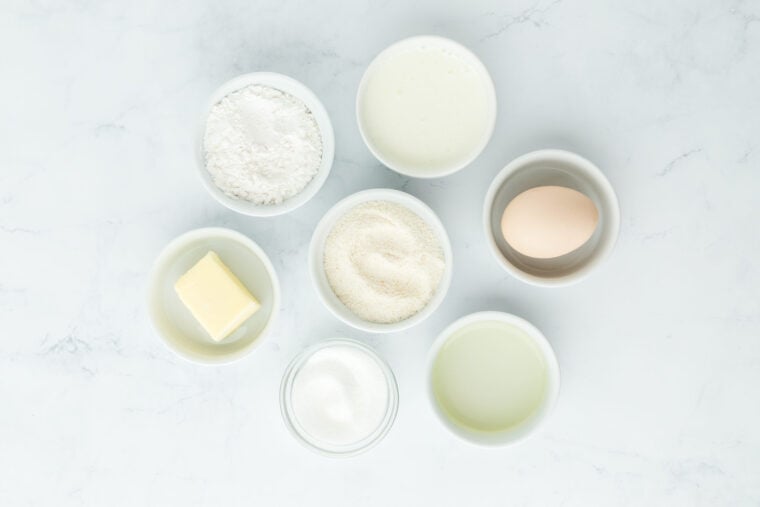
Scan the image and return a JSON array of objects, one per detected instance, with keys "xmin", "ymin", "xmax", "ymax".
[
  {"xmin": 308, "ymin": 188, "xmax": 453, "ymax": 333},
  {"xmin": 482, "ymin": 149, "xmax": 621, "ymax": 287},
  {"xmin": 279, "ymin": 338, "xmax": 399, "ymax": 457},
  {"xmin": 426, "ymin": 311, "xmax": 561, "ymax": 446},
  {"xmin": 355, "ymin": 35, "xmax": 497, "ymax": 179},
  {"xmin": 147, "ymin": 227, "xmax": 281, "ymax": 365},
  {"xmin": 196, "ymin": 71, "xmax": 335, "ymax": 217}
]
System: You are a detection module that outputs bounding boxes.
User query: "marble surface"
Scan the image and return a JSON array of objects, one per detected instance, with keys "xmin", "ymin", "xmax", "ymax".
[{"xmin": 2, "ymin": 0, "xmax": 759, "ymax": 505}]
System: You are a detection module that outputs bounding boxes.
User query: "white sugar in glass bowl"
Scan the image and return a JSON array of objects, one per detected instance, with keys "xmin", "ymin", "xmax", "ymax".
[
  {"xmin": 357, "ymin": 36, "xmax": 496, "ymax": 178},
  {"xmin": 309, "ymin": 188, "xmax": 453, "ymax": 334},
  {"xmin": 147, "ymin": 227, "xmax": 280, "ymax": 364},
  {"xmin": 280, "ymin": 338, "xmax": 399, "ymax": 457},
  {"xmin": 197, "ymin": 72, "xmax": 335, "ymax": 217},
  {"xmin": 484, "ymin": 149, "xmax": 620, "ymax": 286}
]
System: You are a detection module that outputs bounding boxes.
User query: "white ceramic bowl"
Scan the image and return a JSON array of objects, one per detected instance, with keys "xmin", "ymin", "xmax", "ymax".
[
  {"xmin": 356, "ymin": 35, "xmax": 497, "ymax": 178},
  {"xmin": 309, "ymin": 188, "xmax": 453, "ymax": 333},
  {"xmin": 427, "ymin": 311, "xmax": 560, "ymax": 446},
  {"xmin": 280, "ymin": 338, "xmax": 399, "ymax": 457},
  {"xmin": 197, "ymin": 72, "xmax": 335, "ymax": 217},
  {"xmin": 147, "ymin": 227, "xmax": 280, "ymax": 364},
  {"xmin": 484, "ymin": 149, "xmax": 620, "ymax": 286}
]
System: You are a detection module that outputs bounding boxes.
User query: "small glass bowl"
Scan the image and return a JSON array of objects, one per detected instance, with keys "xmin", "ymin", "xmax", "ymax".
[{"xmin": 280, "ymin": 339, "xmax": 399, "ymax": 457}]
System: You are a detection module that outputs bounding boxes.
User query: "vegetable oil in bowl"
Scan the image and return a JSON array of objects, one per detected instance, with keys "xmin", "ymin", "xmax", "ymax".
[{"xmin": 431, "ymin": 319, "xmax": 551, "ymax": 437}]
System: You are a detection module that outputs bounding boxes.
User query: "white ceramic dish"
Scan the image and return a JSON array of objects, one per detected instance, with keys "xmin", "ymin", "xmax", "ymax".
[
  {"xmin": 280, "ymin": 338, "xmax": 399, "ymax": 457},
  {"xmin": 484, "ymin": 149, "xmax": 620, "ymax": 286},
  {"xmin": 309, "ymin": 188, "xmax": 453, "ymax": 333},
  {"xmin": 147, "ymin": 227, "xmax": 280, "ymax": 364},
  {"xmin": 356, "ymin": 35, "xmax": 497, "ymax": 178},
  {"xmin": 197, "ymin": 72, "xmax": 335, "ymax": 217},
  {"xmin": 427, "ymin": 311, "xmax": 560, "ymax": 446}
]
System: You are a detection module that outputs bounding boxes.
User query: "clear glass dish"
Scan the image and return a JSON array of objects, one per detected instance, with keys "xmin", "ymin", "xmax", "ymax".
[{"xmin": 280, "ymin": 338, "xmax": 399, "ymax": 457}]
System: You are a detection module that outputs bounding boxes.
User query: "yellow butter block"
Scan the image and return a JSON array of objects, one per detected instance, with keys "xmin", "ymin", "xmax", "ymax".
[{"xmin": 174, "ymin": 251, "xmax": 260, "ymax": 342}]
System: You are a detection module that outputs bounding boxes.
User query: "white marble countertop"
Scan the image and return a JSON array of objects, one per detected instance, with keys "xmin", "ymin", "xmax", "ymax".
[{"xmin": 2, "ymin": 0, "xmax": 759, "ymax": 505}]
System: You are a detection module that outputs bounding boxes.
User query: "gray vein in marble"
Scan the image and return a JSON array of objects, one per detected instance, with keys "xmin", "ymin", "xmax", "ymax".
[
  {"xmin": 658, "ymin": 149, "xmax": 703, "ymax": 176},
  {"xmin": 0, "ymin": 225, "xmax": 41, "ymax": 235},
  {"xmin": 729, "ymin": 3, "xmax": 760, "ymax": 56},
  {"xmin": 736, "ymin": 146, "xmax": 755, "ymax": 164},
  {"xmin": 480, "ymin": 0, "xmax": 562, "ymax": 41},
  {"xmin": 40, "ymin": 331, "xmax": 93, "ymax": 356}
]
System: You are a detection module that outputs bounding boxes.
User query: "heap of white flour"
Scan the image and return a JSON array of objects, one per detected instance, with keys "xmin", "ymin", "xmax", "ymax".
[{"xmin": 203, "ymin": 84, "xmax": 322, "ymax": 205}]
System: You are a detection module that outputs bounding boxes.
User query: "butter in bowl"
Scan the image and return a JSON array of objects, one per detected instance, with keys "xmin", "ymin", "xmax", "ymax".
[{"xmin": 148, "ymin": 227, "xmax": 280, "ymax": 364}]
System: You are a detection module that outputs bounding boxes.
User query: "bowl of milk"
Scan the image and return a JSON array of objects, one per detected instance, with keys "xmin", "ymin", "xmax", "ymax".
[
  {"xmin": 357, "ymin": 36, "xmax": 497, "ymax": 178},
  {"xmin": 427, "ymin": 311, "xmax": 560, "ymax": 446}
]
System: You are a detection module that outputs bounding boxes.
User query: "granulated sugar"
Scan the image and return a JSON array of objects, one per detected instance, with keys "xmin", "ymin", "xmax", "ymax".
[
  {"xmin": 323, "ymin": 200, "xmax": 445, "ymax": 323},
  {"xmin": 203, "ymin": 84, "xmax": 322, "ymax": 205},
  {"xmin": 291, "ymin": 344, "xmax": 389, "ymax": 446}
]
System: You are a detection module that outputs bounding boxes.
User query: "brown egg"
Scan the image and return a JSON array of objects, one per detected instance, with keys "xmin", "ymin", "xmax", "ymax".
[{"xmin": 501, "ymin": 186, "xmax": 598, "ymax": 259}]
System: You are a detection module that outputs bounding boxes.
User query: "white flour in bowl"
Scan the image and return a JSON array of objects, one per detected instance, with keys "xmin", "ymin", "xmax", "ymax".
[
  {"xmin": 324, "ymin": 200, "xmax": 446, "ymax": 324},
  {"xmin": 203, "ymin": 84, "xmax": 322, "ymax": 205}
]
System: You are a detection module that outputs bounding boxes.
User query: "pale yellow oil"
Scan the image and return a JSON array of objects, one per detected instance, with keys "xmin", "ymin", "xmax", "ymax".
[{"xmin": 432, "ymin": 320, "xmax": 547, "ymax": 433}]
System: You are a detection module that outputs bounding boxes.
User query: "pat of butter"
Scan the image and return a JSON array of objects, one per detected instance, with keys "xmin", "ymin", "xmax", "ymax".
[{"xmin": 174, "ymin": 251, "xmax": 260, "ymax": 342}]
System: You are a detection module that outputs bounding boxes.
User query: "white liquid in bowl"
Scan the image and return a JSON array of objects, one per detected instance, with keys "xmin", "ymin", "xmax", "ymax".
[{"xmin": 358, "ymin": 37, "xmax": 495, "ymax": 175}]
